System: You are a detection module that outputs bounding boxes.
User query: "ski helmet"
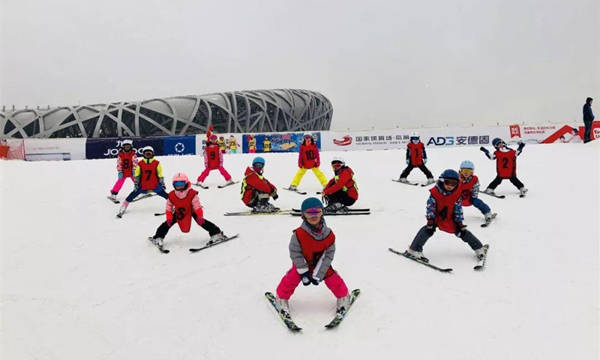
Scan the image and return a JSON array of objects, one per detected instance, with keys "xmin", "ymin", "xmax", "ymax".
[
  {"xmin": 438, "ymin": 169, "xmax": 460, "ymax": 190},
  {"xmin": 303, "ymin": 134, "xmax": 313, "ymax": 143},
  {"xmin": 410, "ymin": 131, "xmax": 420, "ymax": 143},
  {"xmin": 142, "ymin": 146, "xmax": 154, "ymax": 158},
  {"xmin": 252, "ymin": 156, "xmax": 265, "ymax": 170},
  {"xmin": 121, "ymin": 139, "xmax": 133, "ymax": 147},
  {"xmin": 172, "ymin": 172, "xmax": 190, "ymax": 190},
  {"xmin": 331, "ymin": 156, "xmax": 345, "ymax": 165},
  {"xmin": 459, "ymin": 160, "xmax": 475, "ymax": 170},
  {"xmin": 492, "ymin": 138, "xmax": 504, "ymax": 148},
  {"xmin": 301, "ymin": 197, "xmax": 324, "ymax": 212},
  {"xmin": 209, "ymin": 134, "xmax": 218, "ymax": 142}
]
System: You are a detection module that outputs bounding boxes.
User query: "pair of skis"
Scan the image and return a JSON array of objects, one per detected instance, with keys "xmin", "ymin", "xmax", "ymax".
[
  {"xmin": 265, "ymin": 289, "xmax": 360, "ymax": 332},
  {"xmin": 481, "ymin": 191, "xmax": 527, "ymax": 199},
  {"xmin": 388, "ymin": 244, "xmax": 489, "ymax": 272},
  {"xmin": 106, "ymin": 192, "xmax": 155, "ymax": 204},
  {"xmin": 147, "ymin": 234, "xmax": 239, "ymax": 254},
  {"xmin": 392, "ymin": 179, "xmax": 434, "ymax": 187},
  {"xmin": 194, "ymin": 181, "xmax": 239, "ymax": 190},
  {"xmin": 290, "ymin": 208, "xmax": 370, "ymax": 216}
]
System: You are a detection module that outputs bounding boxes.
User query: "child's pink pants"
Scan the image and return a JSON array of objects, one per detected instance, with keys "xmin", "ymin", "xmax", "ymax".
[
  {"xmin": 197, "ymin": 167, "xmax": 232, "ymax": 182},
  {"xmin": 110, "ymin": 176, "xmax": 134, "ymax": 194},
  {"xmin": 276, "ymin": 263, "xmax": 348, "ymax": 300}
]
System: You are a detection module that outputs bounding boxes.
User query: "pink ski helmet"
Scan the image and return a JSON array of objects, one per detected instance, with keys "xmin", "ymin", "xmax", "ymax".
[{"xmin": 172, "ymin": 172, "xmax": 191, "ymax": 190}]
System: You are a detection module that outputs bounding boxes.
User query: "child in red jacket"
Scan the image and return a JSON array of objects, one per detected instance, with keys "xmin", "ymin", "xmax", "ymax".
[
  {"xmin": 288, "ymin": 134, "xmax": 328, "ymax": 191},
  {"xmin": 321, "ymin": 157, "xmax": 359, "ymax": 213},
  {"xmin": 241, "ymin": 157, "xmax": 279, "ymax": 213}
]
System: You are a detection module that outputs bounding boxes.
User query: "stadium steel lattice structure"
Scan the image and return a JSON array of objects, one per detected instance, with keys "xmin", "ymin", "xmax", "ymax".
[{"xmin": 0, "ymin": 89, "xmax": 333, "ymax": 138}]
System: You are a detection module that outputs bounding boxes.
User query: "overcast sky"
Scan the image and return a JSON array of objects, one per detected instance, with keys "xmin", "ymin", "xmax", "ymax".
[{"xmin": 1, "ymin": 0, "xmax": 599, "ymax": 130}]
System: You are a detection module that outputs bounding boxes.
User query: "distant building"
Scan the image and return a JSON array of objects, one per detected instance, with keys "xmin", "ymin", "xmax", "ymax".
[{"xmin": 0, "ymin": 89, "xmax": 332, "ymax": 138}]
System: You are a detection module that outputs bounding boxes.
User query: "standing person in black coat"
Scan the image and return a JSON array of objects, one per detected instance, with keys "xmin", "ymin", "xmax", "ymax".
[{"xmin": 583, "ymin": 97, "xmax": 595, "ymax": 143}]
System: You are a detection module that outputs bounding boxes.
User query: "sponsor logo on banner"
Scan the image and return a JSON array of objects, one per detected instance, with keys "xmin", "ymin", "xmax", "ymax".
[
  {"xmin": 427, "ymin": 136, "xmax": 489, "ymax": 146},
  {"xmin": 509, "ymin": 125, "xmax": 521, "ymax": 138},
  {"xmin": 163, "ymin": 136, "xmax": 195, "ymax": 156},
  {"xmin": 86, "ymin": 138, "xmax": 164, "ymax": 159},
  {"xmin": 333, "ymin": 135, "xmax": 353, "ymax": 146}
]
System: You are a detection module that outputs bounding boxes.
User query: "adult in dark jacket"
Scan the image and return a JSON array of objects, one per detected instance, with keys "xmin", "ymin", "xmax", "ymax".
[{"xmin": 583, "ymin": 97, "xmax": 595, "ymax": 143}]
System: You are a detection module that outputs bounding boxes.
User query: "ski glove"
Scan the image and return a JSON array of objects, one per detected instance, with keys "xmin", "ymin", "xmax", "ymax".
[
  {"xmin": 406, "ymin": 158, "xmax": 410, "ymax": 165},
  {"xmin": 300, "ymin": 271, "xmax": 312, "ymax": 286},
  {"xmin": 159, "ymin": 178, "xmax": 166, "ymax": 189},
  {"xmin": 455, "ymin": 223, "xmax": 467, "ymax": 237},
  {"xmin": 423, "ymin": 158, "xmax": 427, "ymax": 164},
  {"xmin": 272, "ymin": 192, "xmax": 279, "ymax": 200},
  {"xmin": 426, "ymin": 219, "xmax": 436, "ymax": 230},
  {"xmin": 517, "ymin": 142, "xmax": 525, "ymax": 155},
  {"xmin": 479, "ymin": 146, "xmax": 489, "ymax": 154},
  {"xmin": 118, "ymin": 171, "xmax": 124, "ymax": 179}
]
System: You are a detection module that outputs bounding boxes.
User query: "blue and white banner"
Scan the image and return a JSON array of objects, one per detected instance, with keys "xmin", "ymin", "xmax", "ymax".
[
  {"xmin": 85, "ymin": 138, "xmax": 164, "ymax": 159},
  {"xmin": 163, "ymin": 136, "xmax": 195, "ymax": 156}
]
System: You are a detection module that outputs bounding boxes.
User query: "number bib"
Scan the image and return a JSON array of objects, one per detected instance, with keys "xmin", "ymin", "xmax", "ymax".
[
  {"xmin": 460, "ymin": 175, "xmax": 478, "ymax": 206},
  {"xmin": 300, "ymin": 143, "xmax": 319, "ymax": 169},
  {"xmin": 118, "ymin": 151, "xmax": 135, "ymax": 177},
  {"xmin": 294, "ymin": 227, "xmax": 335, "ymax": 279},
  {"xmin": 206, "ymin": 145, "xmax": 221, "ymax": 169},
  {"xmin": 495, "ymin": 149, "xmax": 517, "ymax": 179},
  {"xmin": 138, "ymin": 160, "xmax": 159, "ymax": 190},
  {"xmin": 408, "ymin": 142, "xmax": 425, "ymax": 166},
  {"xmin": 168, "ymin": 189, "xmax": 198, "ymax": 233},
  {"xmin": 430, "ymin": 186, "xmax": 462, "ymax": 234}
]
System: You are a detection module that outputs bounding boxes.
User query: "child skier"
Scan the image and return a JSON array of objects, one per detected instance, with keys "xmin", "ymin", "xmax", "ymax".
[
  {"xmin": 273, "ymin": 197, "xmax": 353, "ymax": 319},
  {"xmin": 196, "ymin": 135, "xmax": 234, "ymax": 187},
  {"xmin": 149, "ymin": 173, "xmax": 227, "ymax": 249},
  {"xmin": 321, "ymin": 157, "xmax": 358, "ymax": 213},
  {"xmin": 405, "ymin": 169, "xmax": 487, "ymax": 262},
  {"xmin": 228, "ymin": 135, "xmax": 238, "ymax": 154},
  {"xmin": 117, "ymin": 146, "xmax": 169, "ymax": 218},
  {"xmin": 241, "ymin": 157, "xmax": 279, "ymax": 212},
  {"xmin": 108, "ymin": 139, "xmax": 138, "ymax": 202},
  {"xmin": 397, "ymin": 132, "xmax": 434, "ymax": 185},
  {"xmin": 288, "ymin": 134, "xmax": 328, "ymax": 191},
  {"xmin": 480, "ymin": 138, "xmax": 528, "ymax": 197},
  {"xmin": 458, "ymin": 160, "xmax": 496, "ymax": 225}
]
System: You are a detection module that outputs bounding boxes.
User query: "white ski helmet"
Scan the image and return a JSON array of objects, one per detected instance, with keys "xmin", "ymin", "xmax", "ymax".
[
  {"xmin": 142, "ymin": 146, "xmax": 154, "ymax": 158},
  {"xmin": 410, "ymin": 131, "xmax": 420, "ymax": 139},
  {"xmin": 121, "ymin": 139, "xmax": 133, "ymax": 147},
  {"xmin": 331, "ymin": 156, "xmax": 345, "ymax": 166}
]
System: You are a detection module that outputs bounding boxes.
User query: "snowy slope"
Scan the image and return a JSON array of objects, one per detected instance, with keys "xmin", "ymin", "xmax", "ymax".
[{"xmin": 1, "ymin": 143, "xmax": 598, "ymax": 360}]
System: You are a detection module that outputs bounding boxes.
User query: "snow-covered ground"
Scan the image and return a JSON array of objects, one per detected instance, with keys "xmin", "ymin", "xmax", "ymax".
[{"xmin": 1, "ymin": 143, "xmax": 598, "ymax": 360}]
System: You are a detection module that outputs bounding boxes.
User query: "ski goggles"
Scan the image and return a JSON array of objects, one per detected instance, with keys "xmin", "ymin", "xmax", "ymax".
[
  {"xmin": 252, "ymin": 162, "xmax": 264, "ymax": 170},
  {"xmin": 303, "ymin": 207, "xmax": 323, "ymax": 219},
  {"xmin": 173, "ymin": 181, "xmax": 187, "ymax": 188},
  {"xmin": 459, "ymin": 168, "xmax": 473, "ymax": 176},
  {"xmin": 442, "ymin": 178, "xmax": 459, "ymax": 187}
]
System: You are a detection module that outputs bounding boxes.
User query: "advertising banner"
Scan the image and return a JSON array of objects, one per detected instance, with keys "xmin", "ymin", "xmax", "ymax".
[
  {"xmin": 195, "ymin": 133, "xmax": 244, "ymax": 155},
  {"xmin": 163, "ymin": 136, "xmax": 196, "ymax": 156},
  {"xmin": 24, "ymin": 138, "xmax": 87, "ymax": 161},
  {"xmin": 321, "ymin": 127, "xmax": 506, "ymax": 151},
  {"xmin": 85, "ymin": 138, "xmax": 164, "ymax": 160},
  {"xmin": 241, "ymin": 132, "xmax": 321, "ymax": 153}
]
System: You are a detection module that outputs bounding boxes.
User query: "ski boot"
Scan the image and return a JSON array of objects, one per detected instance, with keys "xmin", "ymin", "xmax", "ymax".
[
  {"xmin": 405, "ymin": 248, "xmax": 429, "ymax": 262},
  {"xmin": 336, "ymin": 293, "xmax": 353, "ymax": 315},
  {"xmin": 207, "ymin": 232, "xmax": 227, "ymax": 245},
  {"xmin": 225, "ymin": 179, "xmax": 235, "ymax": 185},
  {"xmin": 482, "ymin": 188, "xmax": 496, "ymax": 195},
  {"xmin": 398, "ymin": 177, "xmax": 409, "ymax": 184},
  {"xmin": 116, "ymin": 204, "xmax": 128, "ymax": 218},
  {"xmin": 425, "ymin": 178, "xmax": 435, "ymax": 185},
  {"xmin": 152, "ymin": 237, "xmax": 164, "ymax": 247},
  {"xmin": 475, "ymin": 246, "xmax": 487, "ymax": 260},
  {"xmin": 324, "ymin": 202, "xmax": 348, "ymax": 214},
  {"xmin": 108, "ymin": 193, "xmax": 118, "ymax": 201},
  {"xmin": 519, "ymin": 187, "xmax": 528, "ymax": 197},
  {"xmin": 276, "ymin": 297, "xmax": 291, "ymax": 319}
]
